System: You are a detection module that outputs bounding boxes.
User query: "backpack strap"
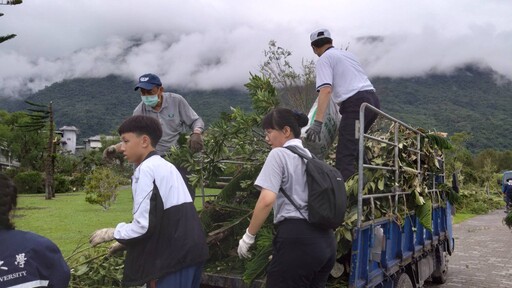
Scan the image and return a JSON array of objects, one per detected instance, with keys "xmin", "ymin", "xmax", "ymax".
[
  {"xmin": 283, "ymin": 145, "xmax": 313, "ymax": 160},
  {"xmin": 279, "ymin": 187, "xmax": 308, "ymax": 220},
  {"xmin": 278, "ymin": 145, "xmax": 311, "ymax": 221}
]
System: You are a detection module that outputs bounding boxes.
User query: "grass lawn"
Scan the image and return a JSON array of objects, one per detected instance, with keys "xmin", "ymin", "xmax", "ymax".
[
  {"xmin": 453, "ymin": 213, "xmax": 476, "ymax": 224},
  {"xmin": 14, "ymin": 187, "xmax": 220, "ymax": 257},
  {"xmin": 15, "ymin": 185, "xmax": 477, "ymax": 257}
]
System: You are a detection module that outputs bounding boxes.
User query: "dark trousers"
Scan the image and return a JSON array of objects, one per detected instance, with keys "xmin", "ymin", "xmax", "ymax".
[
  {"xmin": 149, "ymin": 263, "xmax": 203, "ymax": 288},
  {"xmin": 336, "ymin": 90, "xmax": 380, "ymax": 180},
  {"xmin": 266, "ymin": 219, "xmax": 336, "ymax": 288},
  {"xmin": 505, "ymin": 189, "xmax": 512, "ymax": 208}
]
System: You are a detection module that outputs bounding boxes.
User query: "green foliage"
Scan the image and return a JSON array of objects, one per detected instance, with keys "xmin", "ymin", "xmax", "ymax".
[
  {"xmin": 0, "ymin": 75, "xmax": 252, "ymax": 140},
  {"xmin": 67, "ymin": 243, "xmax": 123, "ymax": 288},
  {"xmin": 169, "ymin": 73, "xmax": 281, "ymax": 282},
  {"xmin": 504, "ymin": 211, "xmax": 512, "ymax": 229},
  {"xmin": 245, "ymin": 73, "xmax": 280, "ymax": 116},
  {"xmin": 84, "ymin": 167, "xmax": 121, "ymax": 210},
  {"xmin": 55, "ymin": 154, "xmax": 80, "ymax": 176},
  {"xmin": 444, "ymin": 132, "xmax": 473, "ymax": 185},
  {"xmin": 260, "ymin": 40, "xmax": 316, "ymax": 112},
  {"xmin": 343, "ymin": 119, "xmax": 449, "ymax": 228},
  {"xmin": 54, "ymin": 174, "xmax": 72, "ymax": 194},
  {"xmin": 242, "ymin": 228, "xmax": 274, "ymax": 284},
  {"xmin": 456, "ymin": 185, "xmax": 503, "ymax": 214},
  {"xmin": 14, "ymin": 171, "xmax": 43, "ymax": 194},
  {"xmin": 76, "ymin": 150, "xmax": 103, "ymax": 174},
  {"xmin": 415, "ymin": 198, "xmax": 433, "ymax": 231},
  {"xmin": 1, "ymin": 65, "xmax": 511, "ymax": 152},
  {"xmin": 1, "ymin": 111, "xmax": 47, "ymax": 170},
  {"xmin": 169, "ymin": 74, "xmax": 274, "ymax": 194},
  {"xmin": 374, "ymin": 65, "xmax": 512, "ymax": 152},
  {"xmin": 0, "ymin": 34, "xmax": 16, "ymax": 44}
]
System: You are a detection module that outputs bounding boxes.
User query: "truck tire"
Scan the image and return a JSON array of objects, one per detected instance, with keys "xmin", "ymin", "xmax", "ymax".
[
  {"xmin": 394, "ymin": 272, "xmax": 414, "ymax": 288},
  {"xmin": 431, "ymin": 249, "xmax": 448, "ymax": 284}
]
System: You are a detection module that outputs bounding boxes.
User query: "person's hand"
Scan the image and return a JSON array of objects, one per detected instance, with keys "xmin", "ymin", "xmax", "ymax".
[
  {"xmin": 108, "ymin": 242, "xmax": 126, "ymax": 255},
  {"xmin": 188, "ymin": 133, "xmax": 204, "ymax": 154},
  {"xmin": 102, "ymin": 145, "xmax": 118, "ymax": 160},
  {"xmin": 305, "ymin": 120, "xmax": 323, "ymax": 142},
  {"xmin": 89, "ymin": 228, "xmax": 115, "ymax": 246},
  {"xmin": 237, "ymin": 229, "xmax": 256, "ymax": 259}
]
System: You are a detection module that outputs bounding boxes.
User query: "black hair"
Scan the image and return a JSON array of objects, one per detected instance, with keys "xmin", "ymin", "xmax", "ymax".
[
  {"xmin": 0, "ymin": 173, "xmax": 17, "ymax": 230},
  {"xmin": 262, "ymin": 108, "xmax": 309, "ymax": 138},
  {"xmin": 118, "ymin": 115, "xmax": 163, "ymax": 148},
  {"xmin": 311, "ymin": 37, "xmax": 333, "ymax": 48}
]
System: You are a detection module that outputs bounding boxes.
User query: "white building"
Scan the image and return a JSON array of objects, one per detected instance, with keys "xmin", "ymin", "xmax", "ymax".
[
  {"xmin": 0, "ymin": 143, "xmax": 20, "ymax": 169},
  {"xmin": 84, "ymin": 135, "xmax": 118, "ymax": 151},
  {"xmin": 59, "ymin": 126, "xmax": 79, "ymax": 154}
]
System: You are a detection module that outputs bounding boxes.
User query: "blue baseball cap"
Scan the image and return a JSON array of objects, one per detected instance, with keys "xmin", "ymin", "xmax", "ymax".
[{"xmin": 134, "ymin": 73, "xmax": 162, "ymax": 91}]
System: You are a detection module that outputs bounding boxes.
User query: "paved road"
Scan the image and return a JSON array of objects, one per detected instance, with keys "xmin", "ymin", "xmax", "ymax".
[{"xmin": 427, "ymin": 209, "xmax": 512, "ymax": 288}]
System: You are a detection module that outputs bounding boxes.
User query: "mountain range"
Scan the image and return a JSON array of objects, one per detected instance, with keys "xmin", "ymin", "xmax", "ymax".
[{"xmin": 1, "ymin": 65, "xmax": 510, "ymax": 152}]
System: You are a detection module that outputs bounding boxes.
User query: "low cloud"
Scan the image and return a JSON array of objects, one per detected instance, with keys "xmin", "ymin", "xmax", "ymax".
[{"xmin": 0, "ymin": 0, "xmax": 510, "ymax": 98}]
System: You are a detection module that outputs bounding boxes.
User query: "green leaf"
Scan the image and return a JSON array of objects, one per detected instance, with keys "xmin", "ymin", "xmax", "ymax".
[
  {"xmin": 413, "ymin": 190, "xmax": 426, "ymax": 205},
  {"xmin": 378, "ymin": 177, "xmax": 385, "ymax": 190},
  {"xmin": 415, "ymin": 198, "xmax": 432, "ymax": 231},
  {"xmin": 242, "ymin": 228, "xmax": 273, "ymax": 284}
]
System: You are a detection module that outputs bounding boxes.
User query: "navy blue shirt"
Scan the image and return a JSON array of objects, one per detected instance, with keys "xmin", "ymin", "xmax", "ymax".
[{"xmin": 0, "ymin": 229, "xmax": 70, "ymax": 288}]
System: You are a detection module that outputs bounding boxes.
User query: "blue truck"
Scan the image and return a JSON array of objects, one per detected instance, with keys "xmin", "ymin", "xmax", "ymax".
[
  {"xmin": 348, "ymin": 104, "xmax": 454, "ymax": 288},
  {"xmin": 201, "ymin": 105, "xmax": 455, "ymax": 288}
]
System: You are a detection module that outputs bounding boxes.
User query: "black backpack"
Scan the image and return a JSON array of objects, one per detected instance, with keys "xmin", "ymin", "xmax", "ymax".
[{"xmin": 279, "ymin": 146, "xmax": 347, "ymax": 229}]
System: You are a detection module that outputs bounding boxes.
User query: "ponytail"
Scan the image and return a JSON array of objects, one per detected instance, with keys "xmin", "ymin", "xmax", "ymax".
[{"xmin": 262, "ymin": 108, "xmax": 309, "ymax": 138}]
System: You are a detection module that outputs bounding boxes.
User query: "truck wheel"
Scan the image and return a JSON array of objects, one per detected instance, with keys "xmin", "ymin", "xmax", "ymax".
[
  {"xmin": 394, "ymin": 272, "xmax": 414, "ymax": 288},
  {"xmin": 431, "ymin": 250, "xmax": 448, "ymax": 284}
]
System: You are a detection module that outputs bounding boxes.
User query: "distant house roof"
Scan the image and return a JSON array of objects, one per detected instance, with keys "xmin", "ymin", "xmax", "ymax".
[
  {"xmin": 59, "ymin": 126, "xmax": 79, "ymax": 132},
  {"xmin": 84, "ymin": 135, "xmax": 118, "ymax": 142}
]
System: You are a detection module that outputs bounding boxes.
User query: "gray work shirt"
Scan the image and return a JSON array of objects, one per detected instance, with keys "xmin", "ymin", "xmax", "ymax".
[
  {"xmin": 254, "ymin": 138, "xmax": 311, "ymax": 223},
  {"xmin": 133, "ymin": 92, "xmax": 204, "ymax": 156}
]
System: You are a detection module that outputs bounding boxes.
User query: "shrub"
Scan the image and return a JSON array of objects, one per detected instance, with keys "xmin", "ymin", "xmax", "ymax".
[
  {"xmin": 54, "ymin": 174, "xmax": 72, "ymax": 194},
  {"xmin": 14, "ymin": 171, "xmax": 44, "ymax": 194},
  {"xmin": 2, "ymin": 167, "xmax": 19, "ymax": 179},
  {"xmin": 456, "ymin": 185, "xmax": 503, "ymax": 214},
  {"xmin": 70, "ymin": 173, "xmax": 87, "ymax": 191},
  {"xmin": 84, "ymin": 167, "xmax": 121, "ymax": 210}
]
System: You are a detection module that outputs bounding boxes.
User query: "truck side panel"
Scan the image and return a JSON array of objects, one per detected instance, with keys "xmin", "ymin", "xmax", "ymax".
[{"xmin": 349, "ymin": 204, "xmax": 451, "ymax": 288}]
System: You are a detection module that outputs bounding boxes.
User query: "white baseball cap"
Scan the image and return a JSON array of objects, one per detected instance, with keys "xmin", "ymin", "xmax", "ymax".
[{"xmin": 310, "ymin": 28, "xmax": 332, "ymax": 43}]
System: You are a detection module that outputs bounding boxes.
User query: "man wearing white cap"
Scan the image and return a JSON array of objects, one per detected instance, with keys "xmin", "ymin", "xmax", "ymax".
[{"xmin": 306, "ymin": 28, "xmax": 380, "ymax": 180}]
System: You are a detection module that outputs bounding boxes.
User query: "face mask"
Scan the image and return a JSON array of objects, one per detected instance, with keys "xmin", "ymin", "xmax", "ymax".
[{"xmin": 141, "ymin": 95, "xmax": 159, "ymax": 107}]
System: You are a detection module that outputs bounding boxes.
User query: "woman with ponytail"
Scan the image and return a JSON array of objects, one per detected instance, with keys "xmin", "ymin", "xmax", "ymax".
[
  {"xmin": 0, "ymin": 173, "xmax": 70, "ymax": 288},
  {"xmin": 236, "ymin": 108, "xmax": 336, "ymax": 287}
]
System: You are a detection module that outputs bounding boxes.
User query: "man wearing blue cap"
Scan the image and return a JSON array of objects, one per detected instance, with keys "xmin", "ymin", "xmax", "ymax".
[
  {"xmin": 105, "ymin": 73, "xmax": 204, "ymax": 156},
  {"xmin": 306, "ymin": 28, "xmax": 380, "ymax": 180},
  {"xmin": 105, "ymin": 73, "xmax": 204, "ymax": 197},
  {"xmin": 132, "ymin": 73, "xmax": 204, "ymax": 154}
]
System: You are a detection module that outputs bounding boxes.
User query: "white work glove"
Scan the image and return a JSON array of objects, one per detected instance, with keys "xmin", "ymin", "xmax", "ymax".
[
  {"xmin": 89, "ymin": 228, "xmax": 115, "ymax": 246},
  {"xmin": 108, "ymin": 242, "xmax": 126, "ymax": 255},
  {"xmin": 237, "ymin": 229, "xmax": 256, "ymax": 259}
]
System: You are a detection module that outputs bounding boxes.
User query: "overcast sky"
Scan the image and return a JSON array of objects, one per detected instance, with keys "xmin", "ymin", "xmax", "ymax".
[{"xmin": 0, "ymin": 0, "xmax": 510, "ymax": 98}]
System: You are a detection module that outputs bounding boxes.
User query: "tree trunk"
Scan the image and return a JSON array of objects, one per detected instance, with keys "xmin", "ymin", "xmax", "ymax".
[{"xmin": 45, "ymin": 102, "xmax": 54, "ymax": 200}]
